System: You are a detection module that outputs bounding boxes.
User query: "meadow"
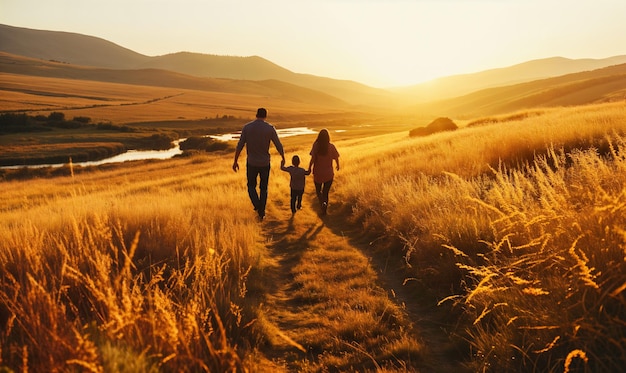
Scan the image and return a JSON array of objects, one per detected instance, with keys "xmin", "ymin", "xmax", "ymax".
[
  {"xmin": 0, "ymin": 154, "xmax": 264, "ymax": 371},
  {"xmin": 1, "ymin": 98, "xmax": 626, "ymax": 372},
  {"xmin": 338, "ymin": 101, "xmax": 626, "ymax": 371}
]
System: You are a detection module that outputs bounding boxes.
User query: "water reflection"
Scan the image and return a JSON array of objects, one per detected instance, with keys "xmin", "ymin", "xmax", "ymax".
[
  {"xmin": 79, "ymin": 139, "xmax": 185, "ymax": 167},
  {"xmin": 209, "ymin": 127, "xmax": 317, "ymax": 141}
]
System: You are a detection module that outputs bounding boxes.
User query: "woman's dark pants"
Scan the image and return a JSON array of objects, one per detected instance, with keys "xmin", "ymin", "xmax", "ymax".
[{"xmin": 315, "ymin": 179, "xmax": 333, "ymax": 213}]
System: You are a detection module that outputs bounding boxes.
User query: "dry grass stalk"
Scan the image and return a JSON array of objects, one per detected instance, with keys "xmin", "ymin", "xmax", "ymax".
[{"xmin": 334, "ymin": 101, "xmax": 626, "ymax": 371}]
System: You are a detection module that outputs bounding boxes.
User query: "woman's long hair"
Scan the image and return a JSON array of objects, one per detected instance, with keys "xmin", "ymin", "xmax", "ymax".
[{"xmin": 315, "ymin": 129, "xmax": 330, "ymax": 156}]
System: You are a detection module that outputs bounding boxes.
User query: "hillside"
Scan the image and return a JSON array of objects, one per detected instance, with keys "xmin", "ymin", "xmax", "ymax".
[
  {"xmin": 127, "ymin": 52, "xmax": 394, "ymax": 106},
  {"xmin": 0, "ymin": 52, "xmax": 347, "ymax": 108},
  {"xmin": 395, "ymin": 55, "xmax": 626, "ymax": 102},
  {"xmin": 419, "ymin": 62, "xmax": 626, "ymax": 117},
  {"xmin": 0, "ymin": 24, "xmax": 390, "ymax": 106},
  {"xmin": 3, "ymin": 49, "xmax": 625, "ymax": 119},
  {"xmin": 0, "ymin": 24, "xmax": 149, "ymax": 69},
  {"xmin": 2, "ymin": 23, "xmax": 626, "ymax": 114}
]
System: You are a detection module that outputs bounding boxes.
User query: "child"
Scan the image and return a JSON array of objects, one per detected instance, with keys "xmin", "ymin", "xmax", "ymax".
[{"xmin": 280, "ymin": 155, "xmax": 311, "ymax": 214}]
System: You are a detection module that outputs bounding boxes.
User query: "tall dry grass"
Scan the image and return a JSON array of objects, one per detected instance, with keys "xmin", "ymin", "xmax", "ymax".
[
  {"xmin": 2, "ymin": 100, "xmax": 626, "ymax": 371},
  {"xmin": 0, "ymin": 155, "xmax": 265, "ymax": 372},
  {"xmin": 440, "ymin": 143, "xmax": 626, "ymax": 371},
  {"xmin": 333, "ymin": 101, "xmax": 626, "ymax": 371}
]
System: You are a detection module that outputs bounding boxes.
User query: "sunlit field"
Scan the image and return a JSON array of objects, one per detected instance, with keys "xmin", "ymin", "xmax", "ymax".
[
  {"xmin": 0, "ymin": 72, "xmax": 366, "ymax": 124},
  {"xmin": 1, "ymin": 99, "xmax": 626, "ymax": 371},
  {"xmin": 0, "ymin": 154, "xmax": 269, "ymax": 371},
  {"xmin": 336, "ymin": 100, "xmax": 626, "ymax": 371}
]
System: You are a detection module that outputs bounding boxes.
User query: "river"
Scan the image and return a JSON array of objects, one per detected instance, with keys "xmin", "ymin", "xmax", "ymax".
[{"xmin": 3, "ymin": 127, "xmax": 318, "ymax": 169}]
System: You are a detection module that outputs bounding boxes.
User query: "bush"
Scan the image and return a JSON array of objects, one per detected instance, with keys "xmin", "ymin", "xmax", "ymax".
[
  {"xmin": 129, "ymin": 133, "xmax": 176, "ymax": 150},
  {"xmin": 0, "ymin": 113, "xmax": 29, "ymax": 127},
  {"xmin": 96, "ymin": 123, "xmax": 135, "ymax": 132},
  {"xmin": 409, "ymin": 117, "xmax": 458, "ymax": 137},
  {"xmin": 47, "ymin": 112, "xmax": 65, "ymax": 122},
  {"xmin": 0, "ymin": 113, "xmax": 49, "ymax": 133},
  {"xmin": 47, "ymin": 120, "xmax": 82, "ymax": 129},
  {"xmin": 180, "ymin": 136, "xmax": 232, "ymax": 152},
  {"xmin": 72, "ymin": 116, "xmax": 91, "ymax": 124}
]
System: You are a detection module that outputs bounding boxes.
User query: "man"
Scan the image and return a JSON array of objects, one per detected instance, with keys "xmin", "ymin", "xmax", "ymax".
[{"xmin": 232, "ymin": 108, "xmax": 285, "ymax": 220}]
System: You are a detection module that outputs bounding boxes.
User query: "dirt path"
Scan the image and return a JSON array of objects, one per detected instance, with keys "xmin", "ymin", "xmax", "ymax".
[{"xmin": 251, "ymin": 197, "xmax": 466, "ymax": 372}]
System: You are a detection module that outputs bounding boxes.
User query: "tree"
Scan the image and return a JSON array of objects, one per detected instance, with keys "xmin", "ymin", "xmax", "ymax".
[{"xmin": 48, "ymin": 112, "xmax": 65, "ymax": 122}]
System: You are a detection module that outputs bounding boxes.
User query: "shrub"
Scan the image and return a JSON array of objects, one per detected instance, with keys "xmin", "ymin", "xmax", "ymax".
[
  {"xmin": 0, "ymin": 113, "xmax": 49, "ymax": 133},
  {"xmin": 47, "ymin": 112, "xmax": 65, "ymax": 122},
  {"xmin": 47, "ymin": 120, "xmax": 82, "ymax": 129},
  {"xmin": 180, "ymin": 136, "xmax": 232, "ymax": 152},
  {"xmin": 0, "ymin": 113, "xmax": 29, "ymax": 127},
  {"xmin": 96, "ymin": 122, "xmax": 135, "ymax": 132},
  {"xmin": 73, "ymin": 116, "xmax": 91, "ymax": 124},
  {"xmin": 409, "ymin": 117, "xmax": 457, "ymax": 137}
]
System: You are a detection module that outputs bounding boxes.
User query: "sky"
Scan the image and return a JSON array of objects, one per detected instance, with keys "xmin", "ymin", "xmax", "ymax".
[{"xmin": 2, "ymin": 0, "xmax": 626, "ymax": 87}]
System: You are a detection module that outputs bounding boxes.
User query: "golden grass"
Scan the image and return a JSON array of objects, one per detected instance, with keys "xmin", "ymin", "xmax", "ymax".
[
  {"xmin": 0, "ymin": 120, "xmax": 431, "ymax": 372},
  {"xmin": 332, "ymin": 100, "xmax": 626, "ymax": 371},
  {"xmin": 0, "ymin": 72, "xmax": 251, "ymax": 123},
  {"xmin": 244, "ymin": 183, "xmax": 428, "ymax": 372},
  {"xmin": 0, "ymin": 154, "xmax": 265, "ymax": 371},
  {"xmin": 2, "ymin": 99, "xmax": 626, "ymax": 371},
  {"xmin": 0, "ymin": 73, "xmax": 375, "ymax": 124}
]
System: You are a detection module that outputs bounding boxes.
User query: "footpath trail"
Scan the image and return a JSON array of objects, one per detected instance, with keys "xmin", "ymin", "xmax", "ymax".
[{"xmin": 251, "ymin": 196, "xmax": 466, "ymax": 372}]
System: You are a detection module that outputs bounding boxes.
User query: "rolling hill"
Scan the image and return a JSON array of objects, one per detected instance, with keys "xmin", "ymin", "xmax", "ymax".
[
  {"xmin": 0, "ymin": 23, "xmax": 149, "ymax": 69},
  {"xmin": 0, "ymin": 52, "xmax": 347, "ymax": 108},
  {"xmin": 419, "ymin": 62, "xmax": 626, "ymax": 117},
  {"xmin": 1, "ymin": 23, "xmax": 625, "ymax": 116},
  {"xmin": 0, "ymin": 24, "xmax": 391, "ymax": 106},
  {"xmin": 395, "ymin": 55, "xmax": 626, "ymax": 102}
]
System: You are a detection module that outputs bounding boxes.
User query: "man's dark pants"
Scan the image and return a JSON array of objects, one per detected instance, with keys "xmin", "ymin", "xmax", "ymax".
[{"xmin": 247, "ymin": 164, "xmax": 270, "ymax": 218}]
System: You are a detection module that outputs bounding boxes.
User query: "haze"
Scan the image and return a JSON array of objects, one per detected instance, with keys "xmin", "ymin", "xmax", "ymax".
[{"xmin": 2, "ymin": 0, "xmax": 626, "ymax": 87}]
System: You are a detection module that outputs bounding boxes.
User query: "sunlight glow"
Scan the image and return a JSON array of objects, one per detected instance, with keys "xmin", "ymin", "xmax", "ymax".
[{"xmin": 2, "ymin": 0, "xmax": 626, "ymax": 87}]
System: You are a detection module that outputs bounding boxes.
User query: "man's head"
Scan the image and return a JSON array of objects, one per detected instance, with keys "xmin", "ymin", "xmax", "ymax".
[{"xmin": 256, "ymin": 108, "xmax": 267, "ymax": 119}]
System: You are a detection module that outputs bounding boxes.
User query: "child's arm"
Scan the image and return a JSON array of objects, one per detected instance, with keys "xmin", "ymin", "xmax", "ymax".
[{"xmin": 280, "ymin": 159, "xmax": 288, "ymax": 171}]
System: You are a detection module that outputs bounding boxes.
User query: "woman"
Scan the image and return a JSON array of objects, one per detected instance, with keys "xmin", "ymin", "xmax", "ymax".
[{"xmin": 308, "ymin": 129, "xmax": 340, "ymax": 215}]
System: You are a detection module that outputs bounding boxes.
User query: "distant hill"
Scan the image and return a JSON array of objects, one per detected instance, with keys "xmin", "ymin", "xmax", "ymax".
[
  {"xmin": 419, "ymin": 63, "xmax": 626, "ymax": 117},
  {"xmin": 396, "ymin": 56, "xmax": 626, "ymax": 103},
  {"xmin": 138, "ymin": 52, "xmax": 292, "ymax": 81},
  {"xmin": 142, "ymin": 53, "xmax": 396, "ymax": 107},
  {"xmin": 2, "ymin": 23, "xmax": 625, "ymax": 112},
  {"xmin": 0, "ymin": 52, "xmax": 347, "ymax": 107},
  {"xmin": 0, "ymin": 24, "xmax": 149, "ymax": 69},
  {"xmin": 0, "ymin": 24, "xmax": 391, "ymax": 106}
]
